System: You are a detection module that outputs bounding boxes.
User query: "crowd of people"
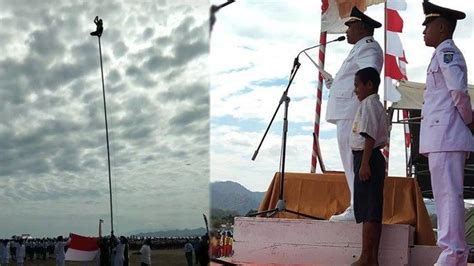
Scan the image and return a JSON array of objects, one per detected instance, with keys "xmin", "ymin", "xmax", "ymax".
[
  {"xmin": 0, "ymin": 238, "xmax": 61, "ymax": 265},
  {"xmin": 209, "ymin": 231, "xmax": 233, "ymax": 259},
  {"xmin": 0, "ymin": 233, "xmax": 211, "ymax": 266}
]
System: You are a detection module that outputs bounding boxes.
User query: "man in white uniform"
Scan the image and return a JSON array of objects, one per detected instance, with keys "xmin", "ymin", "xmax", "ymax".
[
  {"xmin": 326, "ymin": 6, "xmax": 383, "ymax": 221},
  {"xmin": 54, "ymin": 236, "xmax": 68, "ymax": 266},
  {"xmin": 15, "ymin": 240, "xmax": 25, "ymax": 266},
  {"xmin": 421, "ymin": 1, "xmax": 474, "ymax": 265},
  {"xmin": 0, "ymin": 240, "xmax": 9, "ymax": 266}
]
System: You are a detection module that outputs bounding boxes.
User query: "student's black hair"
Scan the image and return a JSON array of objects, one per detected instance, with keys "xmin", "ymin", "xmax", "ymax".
[{"xmin": 355, "ymin": 67, "xmax": 381, "ymax": 92}]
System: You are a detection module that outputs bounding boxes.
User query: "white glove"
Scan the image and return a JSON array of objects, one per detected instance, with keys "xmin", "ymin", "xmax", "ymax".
[{"xmin": 325, "ymin": 77, "xmax": 333, "ymax": 89}]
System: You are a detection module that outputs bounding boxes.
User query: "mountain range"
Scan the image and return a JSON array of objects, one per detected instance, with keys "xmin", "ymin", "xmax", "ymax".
[
  {"xmin": 210, "ymin": 181, "xmax": 265, "ymax": 215},
  {"xmin": 125, "ymin": 181, "xmax": 265, "ymax": 236}
]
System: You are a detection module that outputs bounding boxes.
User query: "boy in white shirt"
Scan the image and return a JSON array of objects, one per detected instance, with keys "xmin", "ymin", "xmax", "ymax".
[{"xmin": 350, "ymin": 67, "xmax": 388, "ymax": 266}]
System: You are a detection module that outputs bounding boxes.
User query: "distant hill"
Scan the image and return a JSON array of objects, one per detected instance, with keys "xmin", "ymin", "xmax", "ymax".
[
  {"xmin": 129, "ymin": 227, "xmax": 207, "ymax": 238},
  {"xmin": 211, "ymin": 181, "xmax": 265, "ymax": 215}
]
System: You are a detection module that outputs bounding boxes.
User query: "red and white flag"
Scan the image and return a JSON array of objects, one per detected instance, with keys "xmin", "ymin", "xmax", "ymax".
[
  {"xmin": 384, "ymin": 0, "xmax": 408, "ymax": 102},
  {"xmin": 321, "ymin": 0, "xmax": 384, "ymax": 33},
  {"xmin": 384, "ymin": 0, "xmax": 411, "ymax": 169},
  {"xmin": 65, "ymin": 233, "xmax": 99, "ymax": 262}
]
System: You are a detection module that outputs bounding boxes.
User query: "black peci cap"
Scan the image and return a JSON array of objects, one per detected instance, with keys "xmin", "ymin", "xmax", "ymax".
[
  {"xmin": 422, "ymin": 0, "xmax": 465, "ymax": 26},
  {"xmin": 344, "ymin": 6, "xmax": 382, "ymax": 28}
]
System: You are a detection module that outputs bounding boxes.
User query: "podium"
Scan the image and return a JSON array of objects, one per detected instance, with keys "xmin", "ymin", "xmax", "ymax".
[{"xmin": 231, "ymin": 217, "xmax": 440, "ymax": 266}]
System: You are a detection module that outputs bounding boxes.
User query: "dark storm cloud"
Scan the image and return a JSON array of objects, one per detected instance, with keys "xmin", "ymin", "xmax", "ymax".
[
  {"xmin": 159, "ymin": 82, "xmax": 208, "ymax": 105},
  {"xmin": 143, "ymin": 27, "xmax": 154, "ymax": 40},
  {"xmin": 17, "ymin": 182, "xmax": 102, "ymax": 201},
  {"xmin": 27, "ymin": 28, "xmax": 65, "ymax": 59},
  {"xmin": 107, "ymin": 69, "xmax": 121, "ymax": 83},
  {"xmin": 168, "ymin": 104, "xmax": 209, "ymax": 133},
  {"xmin": 113, "ymin": 41, "xmax": 128, "ymax": 58},
  {"xmin": 52, "ymin": 146, "xmax": 82, "ymax": 172},
  {"xmin": 130, "ymin": 15, "xmax": 208, "ymax": 74}
]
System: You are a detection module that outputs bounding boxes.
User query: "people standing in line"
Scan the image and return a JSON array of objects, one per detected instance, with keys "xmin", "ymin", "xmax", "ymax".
[
  {"xmin": 10, "ymin": 239, "xmax": 16, "ymax": 262},
  {"xmin": 121, "ymin": 236, "xmax": 129, "ymax": 266},
  {"xmin": 224, "ymin": 232, "xmax": 233, "ymax": 257},
  {"xmin": 41, "ymin": 239, "xmax": 48, "ymax": 260},
  {"xmin": 26, "ymin": 240, "xmax": 34, "ymax": 261},
  {"xmin": 0, "ymin": 240, "xmax": 10, "ymax": 266},
  {"xmin": 349, "ymin": 67, "xmax": 388, "ymax": 266},
  {"xmin": 138, "ymin": 239, "xmax": 151, "ymax": 266},
  {"xmin": 15, "ymin": 240, "xmax": 26, "ymax": 266},
  {"xmin": 420, "ymin": 1, "xmax": 473, "ymax": 265},
  {"xmin": 184, "ymin": 239, "xmax": 194, "ymax": 266},
  {"xmin": 325, "ymin": 6, "xmax": 384, "ymax": 222},
  {"xmin": 54, "ymin": 236, "xmax": 68, "ymax": 266},
  {"xmin": 112, "ymin": 236, "xmax": 125, "ymax": 266},
  {"xmin": 192, "ymin": 237, "xmax": 201, "ymax": 265},
  {"xmin": 98, "ymin": 237, "xmax": 110, "ymax": 266},
  {"xmin": 197, "ymin": 234, "xmax": 209, "ymax": 266}
]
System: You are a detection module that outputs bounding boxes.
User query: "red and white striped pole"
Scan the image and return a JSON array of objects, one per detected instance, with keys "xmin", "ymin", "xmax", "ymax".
[
  {"xmin": 383, "ymin": 1, "xmax": 390, "ymax": 176},
  {"xmin": 310, "ymin": 29, "xmax": 327, "ymax": 173}
]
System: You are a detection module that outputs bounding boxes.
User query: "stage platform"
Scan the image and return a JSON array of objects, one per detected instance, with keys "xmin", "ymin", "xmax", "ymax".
[{"xmin": 211, "ymin": 217, "xmax": 442, "ymax": 266}]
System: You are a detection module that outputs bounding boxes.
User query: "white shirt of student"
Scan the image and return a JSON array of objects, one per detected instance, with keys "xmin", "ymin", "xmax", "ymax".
[
  {"xmin": 113, "ymin": 243, "xmax": 125, "ymax": 266},
  {"xmin": 184, "ymin": 242, "xmax": 193, "ymax": 253},
  {"xmin": 0, "ymin": 242, "xmax": 9, "ymax": 263},
  {"xmin": 351, "ymin": 94, "xmax": 388, "ymax": 150},
  {"xmin": 54, "ymin": 241, "xmax": 67, "ymax": 261},
  {"xmin": 15, "ymin": 243, "xmax": 25, "ymax": 263},
  {"xmin": 326, "ymin": 36, "xmax": 383, "ymax": 124},
  {"xmin": 140, "ymin": 244, "xmax": 151, "ymax": 265}
]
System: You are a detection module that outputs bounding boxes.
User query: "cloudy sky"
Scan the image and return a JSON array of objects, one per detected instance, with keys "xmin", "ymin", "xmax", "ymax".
[
  {"xmin": 0, "ymin": 0, "xmax": 209, "ymax": 237},
  {"xmin": 210, "ymin": 0, "xmax": 474, "ymax": 192}
]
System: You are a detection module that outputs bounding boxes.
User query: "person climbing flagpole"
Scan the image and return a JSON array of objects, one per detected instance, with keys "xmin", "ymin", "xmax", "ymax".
[{"xmin": 90, "ymin": 16, "xmax": 114, "ymax": 235}]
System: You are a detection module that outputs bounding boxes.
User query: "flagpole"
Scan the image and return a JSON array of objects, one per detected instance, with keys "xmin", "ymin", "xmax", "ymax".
[
  {"xmin": 383, "ymin": 0, "xmax": 391, "ymax": 177},
  {"xmin": 98, "ymin": 36, "xmax": 114, "ymax": 235},
  {"xmin": 311, "ymin": 2, "xmax": 328, "ymax": 173},
  {"xmin": 91, "ymin": 16, "xmax": 114, "ymax": 235}
]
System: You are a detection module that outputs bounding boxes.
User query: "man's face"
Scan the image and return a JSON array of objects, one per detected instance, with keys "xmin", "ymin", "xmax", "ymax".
[
  {"xmin": 354, "ymin": 75, "xmax": 373, "ymax": 102},
  {"xmin": 346, "ymin": 21, "xmax": 364, "ymax": 44},
  {"xmin": 422, "ymin": 17, "xmax": 453, "ymax": 48},
  {"xmin": 423, "ymin": 19, "xmax": 439, "ymax": 47}
]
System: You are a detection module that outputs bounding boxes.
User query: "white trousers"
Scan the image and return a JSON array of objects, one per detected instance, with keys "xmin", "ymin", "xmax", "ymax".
[
  {"xmin": 336, "ymin": 120, "xmax": 354, "ymax": 205},
  {"xmin": 428, "ymin": 152, "xmax": 468, "ymax": 266},
  {"xmin": 56, "ymin": 259, "xmax": 65, "ymax": 266}
]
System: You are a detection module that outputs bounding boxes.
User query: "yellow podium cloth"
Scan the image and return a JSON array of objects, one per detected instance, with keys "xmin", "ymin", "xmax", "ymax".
[{"xmin": 258, "ymin": 172, "xmax": 436, "ymax": 246}]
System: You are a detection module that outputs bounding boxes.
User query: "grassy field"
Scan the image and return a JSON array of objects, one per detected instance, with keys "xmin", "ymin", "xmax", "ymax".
[{"xmin": 6, "ymin": 249, "xmax": 190, "ymax": 266}]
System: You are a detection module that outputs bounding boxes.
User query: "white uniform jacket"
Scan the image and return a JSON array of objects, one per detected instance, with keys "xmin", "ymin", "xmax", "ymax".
[
  {"xmin": 326, "ymin": 36, "xmax": 383, "ymax": 124},
  {"xmin": 420, "ymin": 39, "xmax": 474, "ymax": 154}
]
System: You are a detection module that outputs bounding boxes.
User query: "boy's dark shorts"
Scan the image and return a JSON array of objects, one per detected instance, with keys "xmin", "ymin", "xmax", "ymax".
[{"xmin": 353, "ymin": 148, "xmax": 386, "ymax": 224}]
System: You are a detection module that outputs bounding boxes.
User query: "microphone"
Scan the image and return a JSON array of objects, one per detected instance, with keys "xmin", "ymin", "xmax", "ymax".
[
  {"xmin": 297, "ymin": 36, "xmax": 345, "ymax": 57},
  {"xmin": 292, "ymin": 36, "xmax": 345, "ymax": 74}
]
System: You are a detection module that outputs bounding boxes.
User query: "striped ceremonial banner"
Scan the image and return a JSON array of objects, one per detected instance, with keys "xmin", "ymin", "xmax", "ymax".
[
  {"xmin": 312, "ymin": 0, "xmax": 384, "ymax": 173},
  {"xmin": 384, "ymin": 0, "xmax": 409, "ymax": 176},
  {"xmin": 311, "ymin": 30, "xmax": 326, "ymax": 173}
]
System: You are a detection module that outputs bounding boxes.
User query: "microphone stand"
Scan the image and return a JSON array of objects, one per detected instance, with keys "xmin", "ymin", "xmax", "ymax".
[
  {"xmin": 248, "ymin": 52, "xmax": 323, "ymax": 220},
  {"xmin": 248, "ymin": 37, "xmax": 344, "ymax": 219}
]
